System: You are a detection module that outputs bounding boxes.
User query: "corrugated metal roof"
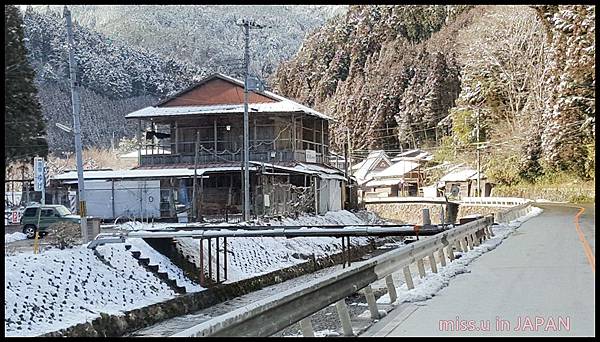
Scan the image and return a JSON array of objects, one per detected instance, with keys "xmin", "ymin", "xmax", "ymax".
[{"xmin": 52, "ymin": 166, "xmax": 254, "ymax": 181}]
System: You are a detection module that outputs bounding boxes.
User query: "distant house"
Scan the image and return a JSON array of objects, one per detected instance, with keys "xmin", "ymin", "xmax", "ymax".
[
  {"xmin": 50, "ymin": 73, "xmax": 346, "ymax": 221},
  {"xmin": 352, "ymin": 150, "xmax": 391, "ymax": 186},
  {"xmin": 439, "ymin": 167, "xmax": 490, "ymax": 198},
  {"xmin": 363, "ymin": 160, "xmax": 423, "ymax": 197}
]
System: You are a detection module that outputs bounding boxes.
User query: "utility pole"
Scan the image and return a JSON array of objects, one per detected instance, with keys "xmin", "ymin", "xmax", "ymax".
[
  {"xmin": 476, "ymin": 108, "xmax": 481, "ymax": 197},
  {"xmin": 346, "ymin": 127, "xmax": 353, "ymax": 207},
  {"xmin": 237, "ymin": 18, "xmax": 265, "ymax": 222},
  {"xmin": 64, "ymin": 6, "xmax": 88, "ymax": 242}
]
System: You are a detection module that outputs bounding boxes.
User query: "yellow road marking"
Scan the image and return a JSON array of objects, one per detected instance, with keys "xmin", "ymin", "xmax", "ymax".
[{"xmin": 574, "ymin": 207, "xmax": 595, "ymax": 273}]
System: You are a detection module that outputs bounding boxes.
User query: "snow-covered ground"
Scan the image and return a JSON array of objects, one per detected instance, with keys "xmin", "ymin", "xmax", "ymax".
[
  {"xmin": 174, "ymin": 210, "xmax": 381, "ymax": 282},
  {"xmin": 4, "ymin": 244, "xmax": 180, "ymax": 336},
  {"xmin": 126, "ymin": 238, "xmax": 203, "ymax": 293},
  {"xmin": 5, "ymin": 232, "xmax": 27, "ymax": 244},
  {"xmin": 4, "ymin": 210, "xmax": 382, "ymax": 336},
  {"xmin": 375, "ymin": 207, "xmax": 544, "ymax": 305}
]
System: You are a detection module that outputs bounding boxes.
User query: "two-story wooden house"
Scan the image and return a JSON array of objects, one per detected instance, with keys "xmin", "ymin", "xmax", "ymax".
[{"xmin": 51, "ymin": 74, "xmax": 346, "ymax": 221}]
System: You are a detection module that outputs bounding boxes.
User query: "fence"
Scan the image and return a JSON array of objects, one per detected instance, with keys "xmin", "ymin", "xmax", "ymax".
[
  {"xmin": 171, "ymin": 201, "xmax": 534, "ymax": 337},
  {"xmin": 459, "ymin": 196, "xmax": 529, "ymax": 206}
]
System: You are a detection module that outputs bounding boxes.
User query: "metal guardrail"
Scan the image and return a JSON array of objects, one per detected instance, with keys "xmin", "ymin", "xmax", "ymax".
[
  {"xmin": 460, "ymin": 196, "xmax": 529, "ymax": 206},
  {"xmin": 494, "ymin": 201, "xmax": 534, "ymax": 224},
  {"xmin": 171, "ymin": 215, "xmax": 496, "ymax": 337},
  {"xmin": 363, "ymin": 196, "xmax": 454, "ymax": 205}
]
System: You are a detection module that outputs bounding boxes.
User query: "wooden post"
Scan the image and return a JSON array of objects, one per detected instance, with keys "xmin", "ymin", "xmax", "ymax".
[
  {"xmin": 137, "ymin": 119, "xmax": 142, "ymax": 166},
  {"xmin": 299, "ymin": 317, "xmax": 315, "ymax": 337},
  {"xmin": 174, "ymin": 121, "xmax": 178, "ymax": 154},
  {"xmin": 292, "ymin": 113, "xmax": 296, "ymax": 152},
  {"xmin": 403, "ymin": 266, "xmax": 414, "ymax": 290},
  {"xmin": 213, "ymin": 119, "xmax": 217, "ymax": 156},
  {"xmin": 314, "ymin": 177, "xmax": 318, "ymax": 214},
  {"xmin": 364, "ymin": 285, "xmax": 380, "ymax": 319},
  {"xmin": 192, "ymin": 131, "xmax": 200, "ymax": 222},
  {"xmin": 416, "ymin": 259, "xmax": 426, "ymax": 278},
  {"xmin": 335, "ymin": 299, "xmax": 354, "ymax": 336},
  {"xmin": 428, "ymin": 252, "xmax": 438, "ymax": 273}
]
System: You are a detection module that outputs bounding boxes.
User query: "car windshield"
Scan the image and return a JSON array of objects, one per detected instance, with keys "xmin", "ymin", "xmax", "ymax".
[{"xmin": 54, "ymin": 206, "xmax": 71, "ymax": 216}]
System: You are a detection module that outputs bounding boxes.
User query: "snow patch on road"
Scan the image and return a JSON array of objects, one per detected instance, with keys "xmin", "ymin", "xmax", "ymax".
[
  {"xmin": 376, "ymin": 207, "xmax": 543, "ymax": 305},
  {"xmin": 5, "ymin": 232, "xmax": 27, "ymax": 243}
]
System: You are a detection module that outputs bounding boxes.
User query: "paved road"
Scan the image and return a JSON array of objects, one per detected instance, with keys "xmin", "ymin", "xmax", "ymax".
[{"xmin": 363, "ymin": 203, "xmax": 595, "ymax": 337}]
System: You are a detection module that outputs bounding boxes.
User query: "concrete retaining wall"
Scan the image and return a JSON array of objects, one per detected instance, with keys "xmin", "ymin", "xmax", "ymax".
[{"xmin": 365, "ymin": 203, "xmax": 504, "ymax": 225}]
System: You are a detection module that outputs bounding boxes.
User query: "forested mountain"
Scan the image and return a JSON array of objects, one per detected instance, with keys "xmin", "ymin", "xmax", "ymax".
[
  {"xmin": 271, "ymin": 5, "xmax": 472, "ymax": 153},
  {"xmin": 21, "ymin": 5, "xmax": 341, "ymax": 153},
  {"xmin": 31, "ymin": 5, "xmax": 343, "ymax": 81},
  {"xmin": 272, "ymin": 5, "xmax": 595, "ymax": 182}
]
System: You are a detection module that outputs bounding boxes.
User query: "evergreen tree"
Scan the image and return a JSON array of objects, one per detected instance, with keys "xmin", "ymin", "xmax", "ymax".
[{"xmin": 5, "ymin": 5, "xmax": 48, "ymax": 164}]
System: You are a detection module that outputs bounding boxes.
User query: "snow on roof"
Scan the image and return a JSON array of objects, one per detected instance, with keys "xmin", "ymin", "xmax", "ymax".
[
  {"xmin": 364, "ymin": 178, "xmax": 403, "ymax": 187},
  {"xmin": 440, "ymin": 167, "xmax": 486, "ymax": 182},
  {"xmin": 126, "ymin": 73, "xmax": 333, "ymax": 121},
  {"xmin": 52, "ymin": 166, "xmax": 254, "ymax": 181},
  {"xmin": 250, "ymin": 162, "xmax": 346, "ymax": 181},
  {"xmin": 352, "ymin": 150, "xmax": 391, "ymax": 184},
  {"xmin": 391, "ymin": 149, "xmax": 433, "ymax": 162},
  {"xmin": 373, "ymin": 160, "xmax": 420, "ymax": 179}
]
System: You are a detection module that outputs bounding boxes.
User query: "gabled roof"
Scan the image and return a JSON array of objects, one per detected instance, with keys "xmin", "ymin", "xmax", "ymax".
[
  {"xmin": 440, "ymin": 167, "xmax": 486, "ymax": 182},
  {"xmin": 125, "ymin": 73, "xmax": 333, "ymax": 121},
  {"xmin": 352, "ymin": 150, "xmax": 391, "ymax": 185},
  {"xmin": 391, "ymin": 149, "xmax": 433, "ymax": 162},
  {"xmin": 373, "ymin": 160, "xmax": 420, "ymax": 179}
]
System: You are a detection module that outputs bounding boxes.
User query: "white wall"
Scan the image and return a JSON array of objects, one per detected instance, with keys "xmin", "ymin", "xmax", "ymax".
[
  {"xmin": 318, "ymin": 178, "xmax": 342, "ymax": 214},
  {"xmin": 84, "ymin": 180, "xmax": 160, "ymax": 219}
]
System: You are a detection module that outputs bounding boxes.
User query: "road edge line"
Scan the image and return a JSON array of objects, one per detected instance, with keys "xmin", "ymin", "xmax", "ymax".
[{"xmin": 574, "ymin": 207, "xmax": 595, "ymax": 273}]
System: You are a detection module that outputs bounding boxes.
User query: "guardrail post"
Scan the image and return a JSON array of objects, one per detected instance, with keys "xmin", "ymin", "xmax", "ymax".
[
  {"xmin": 447, "ymin": 243, "xmax": 455, "ymax": 261},
  {"xmin": 488, "ymin": 225, "xmax": 495, "ymax": 237},
  {"xmin": 438, "ymin": 248, "xmax": 447, "ymax": 267},
  {"xmin": 471, "ymin": 233, "xmax": 479, "ymax": 247},
  {"xmin": 299, "ymin": 317, "xmax": 315, "ymax": 337},
  {"xmin": 416, "ymin": 259, "xmax": 426, "ymax": 278},
  {"xmin": 460, "ymin": 238, "xmax": 468, "ymax": 252},
  {"xmin": 364, "ymin": 285, "xmax": 380, "ymax": 319},
  {"xmin": 428, "ymin": 253, "xmax": 438, "ymax": 273},
  {"xmin": 385, "ymin": 274, "xmax": 397, "ymax": 303},
  {"xmin": 335, "ymin": 299, "xmax": 354, "ymax": 336},
  {"xmin": 465, "ymin": 235, "xmax": 473, "ymax": 250},
  {"xmin": 403, "ymin": 266, "xmax": 414, "ymax": 290}
]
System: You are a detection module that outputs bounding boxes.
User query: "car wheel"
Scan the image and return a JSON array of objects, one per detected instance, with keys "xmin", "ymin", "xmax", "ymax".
[{"xmin": 23, "ymin": 225, "xmax": 37, "ymax": 239}]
